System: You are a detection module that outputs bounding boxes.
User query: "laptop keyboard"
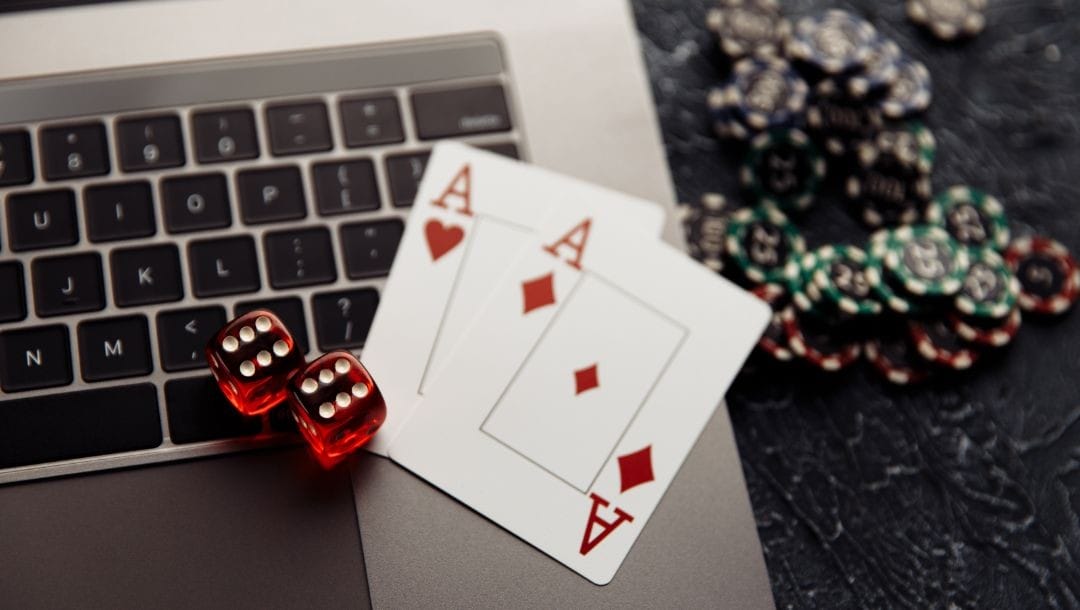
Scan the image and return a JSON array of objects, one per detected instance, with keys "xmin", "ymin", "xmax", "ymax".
[{"xmin": 0, "ymin": 36, "xmax": 523, "ymax": 483}]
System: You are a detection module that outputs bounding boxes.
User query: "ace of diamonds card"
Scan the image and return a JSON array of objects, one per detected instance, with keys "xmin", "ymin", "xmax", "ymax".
[{"xmin": 389, "ymin": 209, "xmax": 770, "ymax": 584}]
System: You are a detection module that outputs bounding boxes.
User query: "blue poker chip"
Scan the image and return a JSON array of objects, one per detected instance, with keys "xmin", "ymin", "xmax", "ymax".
[
  {"xmin": 709, "ymin": 56, "xmax": 809, "ymax": 140},
  {"xmin": 880, "ymin": 55, "xmax": 932, "ymax": 119},
  {"xmin": 844, "ymin": 36, "xmax": 901, "ymax": 99},
  {"xmin": 786, "ymin": 9, "xmax": 878, "ymax": 76}
]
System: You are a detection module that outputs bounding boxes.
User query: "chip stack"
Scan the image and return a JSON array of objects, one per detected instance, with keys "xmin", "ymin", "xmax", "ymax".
[{"xmin": 693, "ymin": 4, "xmax": 1077, "ymax": 384}]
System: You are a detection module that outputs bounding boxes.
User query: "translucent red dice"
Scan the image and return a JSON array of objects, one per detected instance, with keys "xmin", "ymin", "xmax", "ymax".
[
  {"xmin": 205, "ymin": 310, "xmax": 306, "ymax": 416},
  {"xmin": 286, "ymin": 351, "xmax": 386, "ymax": 469}
]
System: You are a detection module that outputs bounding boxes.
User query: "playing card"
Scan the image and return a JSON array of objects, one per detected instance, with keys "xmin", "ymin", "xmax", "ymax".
[
  {"xmin": 388, "ymin": 213, "xmax": 771, "ymax": 584},
  {"xmin": 363, "ymin": 142, "xmax": 665, "ymax": 455}
]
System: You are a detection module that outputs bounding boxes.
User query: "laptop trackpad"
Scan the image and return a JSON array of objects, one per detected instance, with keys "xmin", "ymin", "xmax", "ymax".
[{"xmin": 0, "ymin": 448, "xmax": 370, "ymax": 609}]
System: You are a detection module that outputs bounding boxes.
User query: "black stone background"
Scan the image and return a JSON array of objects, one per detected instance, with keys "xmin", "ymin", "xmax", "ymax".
[{"xmin": 632, "ymin": 1, "xmax": 1080, "ymax": 607}]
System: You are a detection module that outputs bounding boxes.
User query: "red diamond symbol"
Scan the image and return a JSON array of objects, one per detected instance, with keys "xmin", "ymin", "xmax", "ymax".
[
  {"xmin": 521, "ymin": 272, "xmax": 556, "ymax": 314},
  {"xmin": 574, "ymin": 363, "xmax": 599, "ymax": 395},
  {"xmin": 617, "ymin": 446, "xmax": 655, "ymax": 493}
]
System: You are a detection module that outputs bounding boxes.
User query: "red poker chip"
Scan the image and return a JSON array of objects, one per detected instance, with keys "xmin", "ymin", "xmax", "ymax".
[
  {"xmin": 949, "ymin": 307, "xmax": 1022, "ymax": 348},
  {"xmin": 1004, "ymin": 236, "xmax": 1080, "ymax": 315},
  {"xmin": 909, "ymin": 320, "xmax": 981, "ymax": 370},
  {"xmin": 757, "ymin": 307, "xmax": 795, "ymax": 362},
  {"xmin": 781, "ymin": 308, "xmax": 860, "ymax": 372},
  {"xmin": 864, "ymin": 333, "xmax": 933, "ymax": 386}
]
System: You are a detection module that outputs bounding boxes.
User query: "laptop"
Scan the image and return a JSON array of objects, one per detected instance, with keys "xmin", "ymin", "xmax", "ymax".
[{"xmin": 0, "ymin": 0, "xmax": 775, "ymax": 607}]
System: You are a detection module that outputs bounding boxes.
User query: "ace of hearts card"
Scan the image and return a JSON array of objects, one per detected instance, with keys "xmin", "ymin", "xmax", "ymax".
[{"xmin": 388, "ymin": 207, "xmax": 771, "ymax": 584}]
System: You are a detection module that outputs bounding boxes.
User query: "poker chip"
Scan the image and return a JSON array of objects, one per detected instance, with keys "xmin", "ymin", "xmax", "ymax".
[
  {"xmin": 879, "ymin": 56, "xmax": 932, "ymax": 119},
  {"xmin": 786, "ymin": 9, "xmax": 878, "ymax": 76},
  {"xmin": 752, "ymin": 282, "xmax": 789, "ymax": 308},
  {"xmin": 678, "ymin": 192, "xmax": 730, "ymax": 272},
  {"xmin": 782, "ymin": 308, "xmax": 861, "ymax": 372},
  {"xmin": 709, "ymin": 57, "xmax": 809, "ymax": 140},
  {"xmin": 954, "ymin": 248, "xmax": 1020, "ymax": 319},
  {"xmin": 847, "ymin": 134, "xmax": 933, "ymax": 229},
  {"xmin": 882, "ymin": 225, "xmax": 970, "ymax": 297},
  {"xmin": 950, "ymin": 307, "xmax": 1022, "ymax": 348},
  {"xmin": 725, "ymin": 205, "xmax": 806, "ymax": 286},
  {"xmin": 740, "ymin": 129, "xmax": 826, "ymax": 212},
  {"xmin": 1005, "ymin": 236, "xmax": 1080, "ymax": 315},
  {"xmin": 925, "ymin": 185, "xmax": 1010, "ymax": 252},
  {"xmin": 806, "ymin": 79, "xmax": 885, "ymax": 157},
  {"xmin": 706, "ymin": 0, "xmax": 790, "ymax": 61},
  {"xmin": 757, "ymin": 305, "xmax": 796, "ymax": 362},
  {"xmin": 909, "ymin": 319, "xmax": 980, "ymax": 370},
  {"xmin": 906, "ymin": 0, "xmax": 987, "ymax": 41},
  {"xmin": 810, "ymin": 244, "xmax": 883, "ymax": 316},
  {"xmin": 844, "ymin": 36, "xmax": 902, "ymax": 99},
  {"xmin": 865, "ymin": 234, "xmax": 931, "ymax": 315},
  {"xmin": 864, "ymin": 328, "xmax": 934, "ymax": 385},
  {"xmin": 874, "ymin": 121, "xmax": 937, "ymax": 175}
]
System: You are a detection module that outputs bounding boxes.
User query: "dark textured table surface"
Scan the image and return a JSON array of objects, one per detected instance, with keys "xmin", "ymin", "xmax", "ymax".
[{"xmin": 632, "ymin": 1, "xmax": 1080, "ymax": 607}]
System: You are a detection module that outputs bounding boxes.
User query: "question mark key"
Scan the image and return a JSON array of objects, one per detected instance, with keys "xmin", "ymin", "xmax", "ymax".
[{"xmin": 313, "ymin": 288, "xmax": 380, "ymax": 351}]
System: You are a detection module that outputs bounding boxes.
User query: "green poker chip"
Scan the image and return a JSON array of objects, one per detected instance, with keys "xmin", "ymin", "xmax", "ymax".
[
  {"xmin": 725, "ymin": 205, "xmax": 806, "ymax": 285},
  {"xmin": 865, "ymin": 234, "xmax": 929, "ymax": 315},
  {"xmin": 925, "ymin": 185, "xmax": 1010, "ymax": 251},
  {"xmin": 954, "ymin": 247, "xmax": 1020, "ymax": 319},
  {"xmin": 810, "ymin": 244, "xmax": 883, "ymax": 316},
  {"xmin": 740, "ymin": 128, "xmax": 826, "ymax": 212},
  {"xmin": 881, "ymin": 225, "xmax": 970, "ymax": 297}
]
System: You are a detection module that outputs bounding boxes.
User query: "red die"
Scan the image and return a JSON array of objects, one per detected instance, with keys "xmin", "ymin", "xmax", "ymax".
[
  {"xmin": 205, "ymin": 310, "xmax": 306, "ymax": 416},
  {"xmin": 286, "ymin": 351, "xmax": 386, "ymax": 469}
]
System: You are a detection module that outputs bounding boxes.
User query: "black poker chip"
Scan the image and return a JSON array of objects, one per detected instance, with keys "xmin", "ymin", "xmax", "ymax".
[
  {"xmin": 907, "ymin": 0, "xmax": 987, "ymax": 41},
  {"xmin": 806, "ymin": 79, "xmax": 884, "ymax": 157},
  {"xmin": 740, "ymin": 128, "xmax": 826, "ymax": 212},
  {"xmin": 843, "ymin": 36, "xmax": 902, "ymax": 100},
  {"xmin": 846, "ymin": 138, "xmax": 933, "ymax": 229},
  {"xmin": 708, "ymin": 56, "xmax": 809, "ymax": 140},
  {"xmin": 782, "ymin": 308, "xmax": 861, "ymax": 372},
  {"xmin": 725, "ymin": 205, "xmax": 806, "ymax": 286},
  {"xmin": 706, "ymin": 0, "xmax": 790, "ymax": 61},
  {"xmin": 926, "ymin": 185, "xmax": 1010, "ymax": 252},
  {"xmin": 678, "ymin": 192, "xmax": 731, "ymax": 272},
  {"xmin": 1005, "ymin": 236, "xmax": 1080, "ymax": 316},
  {"xmin": 786, "ymin": 9, "xmax": 878, "ymax": 77}
]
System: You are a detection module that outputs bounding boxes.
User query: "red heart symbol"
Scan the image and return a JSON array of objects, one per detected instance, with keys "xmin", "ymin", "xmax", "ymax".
[{"xmin": 425, "ymin": 219, "xmax": 465, "ymax": 262}]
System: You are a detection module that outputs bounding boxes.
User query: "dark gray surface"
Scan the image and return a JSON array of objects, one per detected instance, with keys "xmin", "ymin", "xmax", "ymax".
[
  {"xmin": 0, "ymin": 448, "xmax": 370, "ymax": 609},
  {"xmin": 633, "ymin": 0, "xmax": 1080, "ymax": 607}
]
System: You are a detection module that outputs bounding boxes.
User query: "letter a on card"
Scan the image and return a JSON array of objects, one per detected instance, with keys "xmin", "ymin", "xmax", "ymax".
[
  {"xmin": 431, "ymin": 163, "xmax": 473, "ymax": 216},
  {"xmin": 542, "ymin": 218, "xmax": 591, "ymax": 269},
  {"xmin": 579, "ymin": 493, "xmax": 634, "ymax": 556}
]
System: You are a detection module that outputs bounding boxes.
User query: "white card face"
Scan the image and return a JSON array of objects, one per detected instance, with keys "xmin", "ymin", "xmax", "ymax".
[
  {"xmin": 363, "ymin": 142, "xmax": 665, "ymax": 456},
  {"xmin": 389, "ymin": 215, "xmax": 771, "ymax": 584}
]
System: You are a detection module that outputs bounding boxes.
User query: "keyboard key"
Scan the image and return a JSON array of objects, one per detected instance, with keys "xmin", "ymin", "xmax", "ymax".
[
  {"xmin": 0, "ymin": 384, "xmax": 161, "ymax": 468},
  {"xmin": 235, "ymin": 297, "xmax": 309, "ymax": 353},
  {"xmin": 165, "ymin": 376, "xmax": 262, "ymax": 444},
  {"xmin": 385, "ymin": 151, "xmax": 430, "ymax": 207},
  {"xmin": 188, "ymin": 236, "xmax": 260, "ymax": 297},
  {"xmin": 237, "ymin": 166, "xmax": 307, "ymax": 224},
  {"xmin": 480, "ymin": 142, "xmax": 520, "ymax": 159},
  {"xmin": 192, "ymin": 108, "xmax": 259, "ymax": 164},
  {"xmin": 31, "ymin": 253, "xmax": 105, "ymax": 317},
  {"xmin": 116, "ymin": 114, "xmax": 185, "ymax": 172},
  {"xmin": 0, "ymin": 130, "xmax": 33, "ymax": 187},
  {"xmin": 77, "ymin": 315, "xmax": 152, "ymax": 381},
  {"xmin": 340, "ymin": 219, "xmax": 404, "ymax": 279},
  {"xmin": 340, "ymin": 96, "xmax": 405, "ymax": 148},
  {"xmin": 264, "ymin": 227, "xmax": 336, "ymax": 289},
  {"xmin": 312, "ymin": 288, "xmax": 378, "ymax": 351},
  {"xmin": 312, "ymin": 159, "xmax": 380, "ymax": 216},
  {"xmin": 84, "ymin": 181, "xmax": 156, "ymax": 242},
  {"xmin": 266, "ymin": 101, "xmax": 332, "ymax": 156},
  {"xmin": 156, "ymin": 305, "xmax": 225, "ymax": 371},
  {"xmin": 161, "ymin": 173, "xmax": 231, "ymax": 233},
  {"xmin": 110, "ymin": 244, "xmax": 183, "ymax": 306},
  {"xmin": 39, "ymin": 122, "xmax": 110, "ymax": 180},
  {"xmin": 411, "ymin": 84, "xmax": 511, "ymax": 140},
  {"xmin": 0, "ymin": 324, "xmax": 72, "ymax": 392},
  {"xmin": 6, "ymin": 189, "xmax": 78, "ymax": 251},
  {"xmin": 0, "ymin": 261, "xmax": 26, "ymax": 323}
]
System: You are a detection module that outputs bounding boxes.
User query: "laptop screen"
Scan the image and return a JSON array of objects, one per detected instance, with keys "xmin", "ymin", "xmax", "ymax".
[{"xmin": 0, "ymin": 0, "xmax": 131, "ymax": 13}]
